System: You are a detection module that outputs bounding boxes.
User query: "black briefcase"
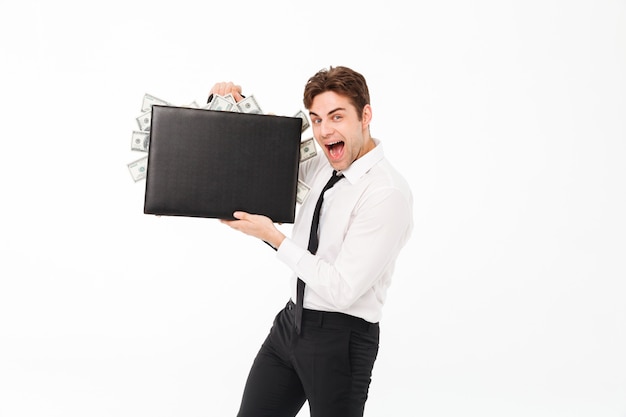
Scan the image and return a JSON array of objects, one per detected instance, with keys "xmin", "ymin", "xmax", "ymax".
[{"xmin": 144, "ymin": 105, "xmax": 302, "ymax": 223}]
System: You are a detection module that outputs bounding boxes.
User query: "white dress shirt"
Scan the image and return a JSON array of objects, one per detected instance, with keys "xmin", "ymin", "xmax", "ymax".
[{"xmin": 277, "ymin": 139, "xmax": 413, "ymax": 323}]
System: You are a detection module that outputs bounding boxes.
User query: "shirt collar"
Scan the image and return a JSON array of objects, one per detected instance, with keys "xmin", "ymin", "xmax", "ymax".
[{"xmin": 338, "ymin": 138, "xmax": 384, "ymax": 184}]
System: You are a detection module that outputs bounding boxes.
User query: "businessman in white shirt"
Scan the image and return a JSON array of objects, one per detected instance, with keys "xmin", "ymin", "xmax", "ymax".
[{"xmin": 216, "ymin": 65, "xmax": 413, "ymax": 417}]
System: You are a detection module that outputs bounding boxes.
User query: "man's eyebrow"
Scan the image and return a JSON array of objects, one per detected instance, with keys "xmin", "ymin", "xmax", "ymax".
[{"xmin": 309, "ymin": 107, "xmax": 346, "ymax": 117}]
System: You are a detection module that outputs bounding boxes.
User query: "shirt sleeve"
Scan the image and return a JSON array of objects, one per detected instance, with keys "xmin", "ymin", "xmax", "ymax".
[{"xmin": 277, "ymin": 237, "xmax": 307, "ymax": 266}]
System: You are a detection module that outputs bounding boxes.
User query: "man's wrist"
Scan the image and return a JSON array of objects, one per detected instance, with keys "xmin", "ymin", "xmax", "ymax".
[{"xmin": 269, "ymin": 232, "xmax": 286, "ymax": 250}]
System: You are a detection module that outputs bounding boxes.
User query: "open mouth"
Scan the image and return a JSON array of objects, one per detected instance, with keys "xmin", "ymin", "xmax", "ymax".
[{"xmin": 326, "ymin": 141, "xmax": 345, "ymax": 159}]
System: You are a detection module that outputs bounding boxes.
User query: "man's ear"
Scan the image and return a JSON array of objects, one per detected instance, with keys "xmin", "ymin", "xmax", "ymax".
[{"xmin": 362, "ymin": 104, "xmax": 373, "ymax": 129}]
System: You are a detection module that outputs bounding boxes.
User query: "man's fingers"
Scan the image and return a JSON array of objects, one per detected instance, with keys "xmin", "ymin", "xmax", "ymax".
[
  {"xmin": 232, "ymin": 91, "xmax": 244, "ymax": 102},
  {"xmin": 210, "ymin": 82, "xmax": 242, "ymax": 98}
]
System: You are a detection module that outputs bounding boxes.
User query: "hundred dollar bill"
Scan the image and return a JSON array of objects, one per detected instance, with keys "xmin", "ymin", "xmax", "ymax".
[
  {"xmin": 141, "ymin": 93, "xmax": 169, "ymax": 112},
  {"xmin": 184, "ymin": 100, "xmax": 199, "ymax": 108},
  {"xmin": 294, "ymin": 110, "xmax": 310, "ymax": 132},
  {"xmin": 131, "ymin": 130, "xmax": 150, "ymax": 152},
  {"xmin": 136, "ymin": 110, "xmax": 152, "ymax": 131},
  {"xmin": 236, "ymin": 95, "xmax": 262, "ymax": 114},
  {"xmin": 128, "ymin": 155, "xmax": 148, "ymax": 182},
  {"xmin": 222, "ymin": 93, "xmax": 236, "ymax": 104},
  {"xmin": 223, "ymin": 93, "xmax": 241, "ymax": 112},
  {"xmin": 204, "ymin": 94, "xmax": 233, "ymax": 111},
  {"xmin": 300, "ymin": 137, "xmax": 317, "ymax": 162},
  {"xmin": 296, "ymin": 180, "xmax": 311, "ymax": 204}
]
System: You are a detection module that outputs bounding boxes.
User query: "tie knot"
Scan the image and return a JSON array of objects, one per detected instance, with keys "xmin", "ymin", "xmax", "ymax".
[
  {"xmin": 325, "ymin": 170, "xmax": 343, "ymax": 191},
  {"xmin": 332, "ymin": 170, "xmax": 344, "ymax": 179}
]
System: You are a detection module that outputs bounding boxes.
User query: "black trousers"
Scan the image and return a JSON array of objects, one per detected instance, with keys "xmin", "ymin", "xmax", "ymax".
[{"xmin": 237, "ymin": 300, "xmax": 380, "ymax": 417}]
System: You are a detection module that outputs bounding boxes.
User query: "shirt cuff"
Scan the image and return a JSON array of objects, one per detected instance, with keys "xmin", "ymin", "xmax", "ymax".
[{"xmin": 276, "ymin": 237, "xmax": 307, "ymax": 270}]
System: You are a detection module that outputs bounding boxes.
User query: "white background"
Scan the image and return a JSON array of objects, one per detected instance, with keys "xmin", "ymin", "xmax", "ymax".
[{"xmin": 1, "ymin": 1, "xmax": 625, "ymax": 416}]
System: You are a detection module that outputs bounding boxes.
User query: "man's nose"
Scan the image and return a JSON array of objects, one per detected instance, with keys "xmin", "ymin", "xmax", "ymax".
[{"xmin": 319, "ymin": 120, "xmax": 334, "ymax": 137}]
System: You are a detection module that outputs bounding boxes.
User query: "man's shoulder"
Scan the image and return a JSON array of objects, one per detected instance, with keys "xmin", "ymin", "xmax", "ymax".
[{"xmin": 369, "ymin": 159, "xmax": 412, "ymax": 195}]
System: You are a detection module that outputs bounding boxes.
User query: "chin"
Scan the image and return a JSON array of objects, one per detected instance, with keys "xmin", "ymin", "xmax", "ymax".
[{"xmin": 331, "ymin": 162, "xmax": 348, "ymax": 172}]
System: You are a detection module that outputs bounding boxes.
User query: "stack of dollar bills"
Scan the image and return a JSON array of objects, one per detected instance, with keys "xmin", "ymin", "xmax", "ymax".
[{"xmin": 127, "ymin": 93, "xmax": 316, "ymax": 204}]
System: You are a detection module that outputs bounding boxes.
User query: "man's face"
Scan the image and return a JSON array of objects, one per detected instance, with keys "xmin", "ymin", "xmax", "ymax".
[{"xmin": 308, "ymin": 91, "xmax": 373, "ymax": 172}]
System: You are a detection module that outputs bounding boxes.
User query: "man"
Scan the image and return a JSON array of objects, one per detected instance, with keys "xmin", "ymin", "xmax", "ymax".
[{"xmin": 214, "ymin": 66, "xmax": 413, "ymax": 417}]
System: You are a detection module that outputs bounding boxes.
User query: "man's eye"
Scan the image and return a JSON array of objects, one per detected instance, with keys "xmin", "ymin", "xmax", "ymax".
[
  {"xmin": 313, "ymin": 118, "xmax": 322, "ymax": 124},
  {"xmin": 333, "ymin": 115, "xmax": 342, "ymax": 121}
]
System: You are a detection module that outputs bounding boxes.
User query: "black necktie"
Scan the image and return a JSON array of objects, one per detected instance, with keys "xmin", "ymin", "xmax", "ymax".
[{"xmin": 295, "ymin": 170, "xmax": 344, "ymax": 334}]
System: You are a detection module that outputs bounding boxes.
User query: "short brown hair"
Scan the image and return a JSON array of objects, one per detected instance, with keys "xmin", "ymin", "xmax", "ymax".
[{"xmin": 303, "ymin": 66, "xmax": 370, "ymax": 120}]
